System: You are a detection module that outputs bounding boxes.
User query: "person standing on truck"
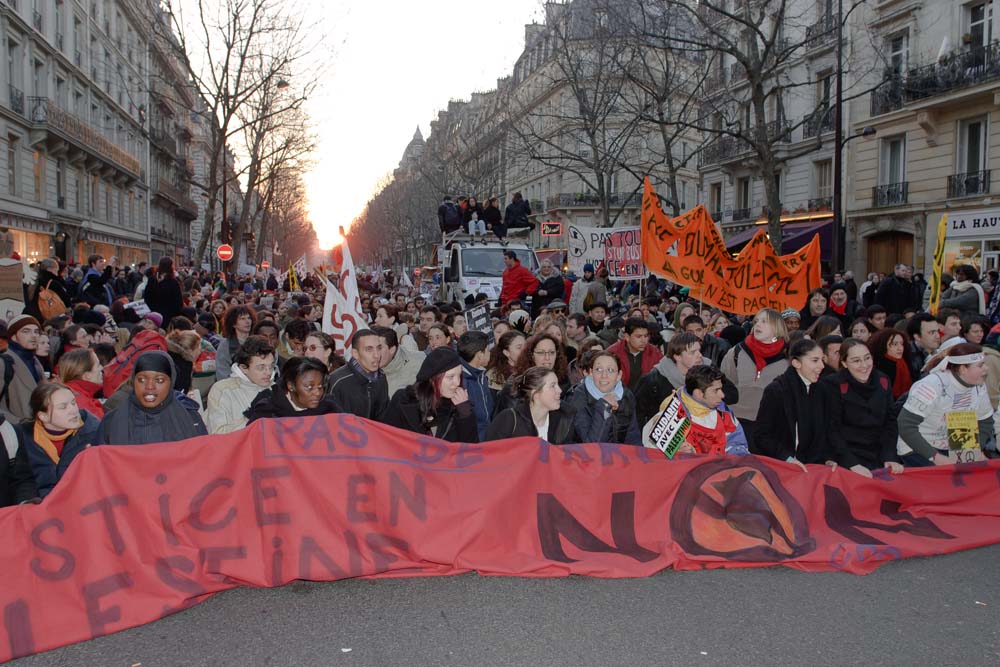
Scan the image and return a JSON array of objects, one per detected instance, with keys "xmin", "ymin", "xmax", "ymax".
[
  {"xmin": 504, "ymin": 192, "xmax": 535, "ymax": 232},
  {"xmin": 438, "ymin": 195, "xmax": 463, "ymax": 234},
  {"xmin": 500, "ymin": 250, "xmax": 538, "ymax": 307},
  {"xmin": 483, "ymin": 197, "xmax": 505, "ymax": 243}
]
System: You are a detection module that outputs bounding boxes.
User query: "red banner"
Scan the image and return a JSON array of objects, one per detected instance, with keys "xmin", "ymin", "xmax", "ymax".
[
  {"xmin": 605, "ymin": 229, "xmax": 644, "ymax": 279},
  {"xmin": 3, "ymin": 415, "xmax": 1000, "ymax": 661}
]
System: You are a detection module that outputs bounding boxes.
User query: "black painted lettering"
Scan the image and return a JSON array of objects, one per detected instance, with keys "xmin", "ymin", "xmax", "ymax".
[
  {"xmin": 251, "ymin": 466, "xmax": 291, "ymax": 526},
  {"xmin": 83, "ymin": 572, "xmax": 134, "ymax": 638},
  {"xmin": 189, "ymin": 478, "xmax": 236, "ymax": 532},
  {"xmin": 389, "ymin": 472, "xmax": 426, "ymax": 526},
  {"xmin": 80, "ymin": 495, "xmax": 129, "ymax": 555},
  {"xmin": 536, "ymin": 492, "xmax": 658, "ymax": 563},
  {"xmin": 29, "ymin": 519, "xmax": 75, "ymax": 581},
  {"xmin": 347, "ymin": 474, "xmax": 377, "ymax": 522}
]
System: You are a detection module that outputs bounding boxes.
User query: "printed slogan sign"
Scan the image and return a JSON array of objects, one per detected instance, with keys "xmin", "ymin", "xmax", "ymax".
[
  {"xmin": 3, "ymin": 415, "xmax": 1000, "ymax": 661},
  {"xmin": 568, "ymin": 224, "xmax": 647, "ymax": 280},
  {"xmin": 640, "ymin": 178, "xmax": 821, "ymax": 315}
]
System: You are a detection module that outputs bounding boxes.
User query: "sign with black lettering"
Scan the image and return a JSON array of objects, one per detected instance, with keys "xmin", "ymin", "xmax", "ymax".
[
  {"xmin": 465, "ymin": 302, "xmax": 494, "ymax": 344},
  {"xmin": 541, "ymin": 221, "xmax": 562, "ymax": 237}
]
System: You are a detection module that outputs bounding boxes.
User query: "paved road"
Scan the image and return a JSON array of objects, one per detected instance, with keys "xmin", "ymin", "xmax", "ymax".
[{"xmin": 12, "ymin": 544, "xmax": 1000, "ymax": 667}]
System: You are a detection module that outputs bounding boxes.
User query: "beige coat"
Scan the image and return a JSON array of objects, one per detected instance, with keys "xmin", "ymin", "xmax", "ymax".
[
  {"xmin": 205, "ymin": 364, "xmax": 268, "ymax": 434},
  {"xmin": 0, "ymin": 350, "xmax": 43, "ymax": 423},
  {"xmin": 383, "ymin": 346, "xmax": 424, "ymax": 397},
  {"xmin": 720, "ymin": 343, "xmax": 789, "ymax": 422}
]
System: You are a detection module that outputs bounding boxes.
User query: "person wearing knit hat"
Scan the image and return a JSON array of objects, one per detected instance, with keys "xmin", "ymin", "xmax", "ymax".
[
  {"xmin": 382, "ymin": 347, "xmax": 478, "ymax": 442},
  {"xmin": 780, "ymin": 308, "xmax": 801, "ymax": 333},
  {"xmin": 140, "ymin": 312, "xmax": 163, "ymax": 331},
  {"xmin": 1, "ymin": 314, "xmax": 44, "ymax": 422}
]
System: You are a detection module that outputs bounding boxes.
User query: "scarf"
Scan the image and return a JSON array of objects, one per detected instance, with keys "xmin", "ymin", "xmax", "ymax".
[
  {"xmin": 829, "ymin": 299, "xmax": 847, "ymax": 316},
  {"xmin": 678, "ymin": 389, "xmax": 713, "ymax": 419},
  {"xmin": 349, "ymin": 357, "xmax": 382, "ymax": 383},
  {"xmin": 889, "ymin": 355, "xmax": 912, "ymax": 399},
  {"xmin": 950, "ymin": 280, "xmax": 986, "ymax": 315},
  {"xmin": 7, "ymin": 341, "xmax": 41, "ymax": 382},
  {"xmin": 743, "ymin": 335, "xmax": 786, "ymax": 373},
  {"xmin": 33, "ymin": 421, "xmax": 77, "ymax": 464},
  {"xmin": 584, "ymin": 375, "xmax": 624, "ymax": 401}
]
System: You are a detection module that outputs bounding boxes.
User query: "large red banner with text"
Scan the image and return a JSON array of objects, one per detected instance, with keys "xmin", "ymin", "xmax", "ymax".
[{"xmin": 3, "ymin": 414, "xmax": 1000, "ymax": 661}]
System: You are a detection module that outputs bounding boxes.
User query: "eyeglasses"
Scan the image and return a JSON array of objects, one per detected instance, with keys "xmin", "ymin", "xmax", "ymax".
[
  {"xmin": 592, "ymin": 367, "xmax": 618, "ymax": 375},
  {"xmin": 534, "ymin": 349, "xmax": 557, "ymax": 358}
]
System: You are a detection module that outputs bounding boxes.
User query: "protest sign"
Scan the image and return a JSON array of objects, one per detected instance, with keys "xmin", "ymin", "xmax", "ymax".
[
  {"xmin": 465, "ymin": 302, "xmax": 494, "ymax": 344},
  {"xmin": 641, "ymin": 178, "xmax": 821, "ymax": 315},
  {"xmin": 648, "ymin": 394, "xmax": 689, "ymax": 459},
  {"xmin": 605, "ymin": 228, "xmax": 644, "ymax": 279},
  {"xmin": 124, "ymin": 299, "xmax": 152, "ymax": 317},
  {"xmin": 3, "ymin": 414, "xmax": 1000, "ymax": 661},
  {"xmin": 0, "ymin": 258, "xmax": 24, "ymax": 320},
  {"xmin": 568, "ymin": 224, "xmax": 647, "ymax": 279}
]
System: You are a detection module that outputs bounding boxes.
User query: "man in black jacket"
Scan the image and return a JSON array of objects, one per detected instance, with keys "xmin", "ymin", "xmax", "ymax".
[
  {"xmin": 531, "ymin": 259, "xmax": 564, "ymax": 316},
  {"xmin": 326, "ymin": 329, "xmax": 389, "ymax": 420},
  {"xmin": 77, "ymin": 254, "xmax": 116, "ymax": 307},
  {"xmin": 875, "ymin": 263, "xmax": 921, "ymax": 315},
  {"xmin": 503, "ymin": 192, "xmax": 534, "ymax": 231}
]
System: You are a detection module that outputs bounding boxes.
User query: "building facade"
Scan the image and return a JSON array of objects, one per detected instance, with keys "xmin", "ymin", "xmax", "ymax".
[{"xmin": 847, "ymin": 0, "xmax": 999, "ymax": 277}]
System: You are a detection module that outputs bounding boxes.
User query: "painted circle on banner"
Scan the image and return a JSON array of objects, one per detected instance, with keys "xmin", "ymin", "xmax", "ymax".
[
  {"xmin": 669, "ymin": 458, "xmax": 815, "ymax": 562},
  {"xmin": 568, "ymin": 225, "xmax": 587, "ymax": 258},
  {"xmin": 217, "ymin": 244, "xmax": 234, "ymax": 261}
]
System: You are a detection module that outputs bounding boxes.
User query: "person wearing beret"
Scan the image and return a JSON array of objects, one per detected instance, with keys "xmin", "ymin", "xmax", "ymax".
[{"xmin": 381, "ymin": 347, "xmax": 479, "ymax": 442}]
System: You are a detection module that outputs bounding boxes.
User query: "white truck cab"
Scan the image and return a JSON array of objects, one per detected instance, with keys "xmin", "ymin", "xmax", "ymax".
[{"xmin": 442, "ymin": 236, "xmax": 539, "ymax": 305}]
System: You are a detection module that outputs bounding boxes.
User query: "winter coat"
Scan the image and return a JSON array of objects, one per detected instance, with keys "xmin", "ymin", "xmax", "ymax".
[
  {"xmin": 568, "ymin": 278, "xmax": 607, "ymax": 316},
  {"xmin": 719, "ymin": 342, "xmax": 789, "ymax": 423},
  {"xmin": 20, "ymin": 410, "xmax": 101, "ymax": 498},
  {"xmin": 0, "ymin": 415, "xmax": 38, "ymax": 506},
  {"xmin": 245, "ymin": 386, "xmax": 341, "ymax": 423},
  {"xmin": 500, "ymin": 261, "xmax": 539, "ymax": 306},
  {"xmin": 634, "ymin": 356, "xmax": 739, "ymax": 427},
  {"xmin": 606, "ymin": 339, "xmax": 663, "ymax": 390},
  {"xmin": 461, "ymin": 361, "xmax": 496, "ymax": 442},
  {"xmin": 326, "ymin": 363, "xmax": 389, "ymax": 421},
  {"xmin": 503, "ymin": 199, "xmax": 532, "ymax": 227},
  {"xmin": 382, "ymin": 346, "xmax": 424, "ymax": 398},
  {"xmin": 144, "ymin": 275, "xmax": 185, "ymax": 326},
  {"xmin": 532, "ymin": 271, "xmax": 565, "ymax": 316},
  {"xmin": 753, "ymin": 366, "xmax": 829, "ymax": 464},
  {"xmin": 820, "ymin": 369, "xmax": 898, "ymax": 470},
  {"xmin": 78, "ymin": 266, "xmax": 114, "ymax": 307},
  {"xmin": 562, "ymin": 381, "xmax": 641, "ymax": 446},
  {"xmin": 214, "ymin": 336, "xmax": 246, "ymax": 381},
  {"xmin": 0, "ymin": 345, "xmax": 44, "ymax": 423},
  {"xmin": 940, "ymin": 282, "xmax": 985, "ymax": 319},
  {"xmin": 26, "ymin": 268, "xmax": 69, "ymax": 320},
  {"xmin": 698, "ymin": 334, "xmax": 730, "ymax": 368},
  {"xmin": 875, "ymin": 276, "xmax": 921, "ymax": 315},
  {"xmin": 382, "ymin": 386, "xmax": 478, "ymax": 442},
  {"xmin": 486, "ymin": 398, "xmax": 576, "ymax": 444},
  {"xmin": 206, "ymin": 364, "xmax": 268, "ymax": 434}
]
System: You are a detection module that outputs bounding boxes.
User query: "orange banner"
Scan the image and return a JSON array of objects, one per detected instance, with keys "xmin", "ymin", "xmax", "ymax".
[{"xmin": 641, "ymin": 178, "xmax": 822, "ymax": 315}]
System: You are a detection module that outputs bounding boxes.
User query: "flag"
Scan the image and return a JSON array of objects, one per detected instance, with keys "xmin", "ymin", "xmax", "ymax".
[
  {"xmin": 288, "ymin": 263, "xmax": 301, "ymax": 292},
  {"xmin": 928, "ymin": 214, "xmax": 948, "ymax": 315},
  {"xmin": 293, "ymin": 254, "xmax": 308, "ymax": 278},
  {"xmin": 400, "ymin": 268, "xmax": 413, "ymax": 288},
  {"xmin": 321, "ymin": 239, "xmax": 365, "ymax": 358}
]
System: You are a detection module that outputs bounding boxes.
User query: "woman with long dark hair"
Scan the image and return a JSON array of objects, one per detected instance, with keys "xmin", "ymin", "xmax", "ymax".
[
  {"xmin": 215, "ymin": 305, "xmax": 257, "ymax": 381},
  {"xmin": 382, "ymin": 348, "xmax": 478, "ymax": 442},
  {"xmin": 486, "ymin": 330, "xmax": 526, "ymax": 390},
  {"xmin": 245, "ymin": 356, "xmax": 341, "ymax": 422},
  {"xmin": 821, "ymin": 338, "xmax": 902, "ymax": 477},
  {"xmin": 867, "ymin": 327, "xmax": 913, "ymax": 399},
  {"xmin": 494, "ymin": 333, "xmax": 569, "ymax": 414},
  {"xmin": 143, "ymin": 256, "xmax": 184, "ymax": 326},
  {"xmin": 486, "ymin": 366, "xmax": 575, "ymax": 443}
]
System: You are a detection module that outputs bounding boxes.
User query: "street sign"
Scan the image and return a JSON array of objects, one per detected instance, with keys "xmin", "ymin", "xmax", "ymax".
[
  {"xmin": 541, "ymin": 221, "xmax": 562, "ymax": 237},
  {"xmin": 261, "ymin": 261, "xmax": 270, "ymax": 269},
  {"xmin": 217, "ymin": 244, "xmax": 234, "ymax": 261}
]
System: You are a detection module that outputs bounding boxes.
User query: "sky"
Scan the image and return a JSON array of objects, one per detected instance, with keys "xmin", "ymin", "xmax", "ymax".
[{"xmin": 299, "ymin": 0, "xmax": 545, "ymax": 247}]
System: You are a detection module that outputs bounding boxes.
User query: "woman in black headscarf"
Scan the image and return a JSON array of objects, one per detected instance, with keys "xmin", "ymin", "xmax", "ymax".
[
  {"xmin": 98, "ymin": 351, "xmax": 208, "ymax": 445},
  {"xmin": 245, "ymin": 356, "xmax": 341, "ymax": 422}
]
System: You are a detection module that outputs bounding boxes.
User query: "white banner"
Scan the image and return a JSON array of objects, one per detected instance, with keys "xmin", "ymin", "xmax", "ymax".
[
  {"xmin": 566, "ymin": 224, "xmax": 647, "ymax": 280},
  {"xmin": 321, "ymin": 240, "xmax": 365, "ymax": 358}
]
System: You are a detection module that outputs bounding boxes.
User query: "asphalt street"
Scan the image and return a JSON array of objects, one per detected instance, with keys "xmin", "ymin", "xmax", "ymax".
[{"xmin": 12, "ymin": 544, "xmax": 1000, "ymax": 667}]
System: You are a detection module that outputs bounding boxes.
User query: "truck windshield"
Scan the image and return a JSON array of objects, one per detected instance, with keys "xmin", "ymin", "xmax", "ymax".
[{"xmin": 461, "ymin": 248, "xmax": 537, "ymax": 277}]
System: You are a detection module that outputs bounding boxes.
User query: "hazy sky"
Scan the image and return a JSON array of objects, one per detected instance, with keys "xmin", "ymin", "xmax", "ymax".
[{"xmin": 300, "ymin": 0, "xmax": 544, "ymax": 247}]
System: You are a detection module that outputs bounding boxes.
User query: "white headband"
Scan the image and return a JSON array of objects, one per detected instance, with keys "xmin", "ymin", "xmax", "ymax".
[{"xmin": 941, "ymin": 352, "xmax": 985, "ymax": 367}]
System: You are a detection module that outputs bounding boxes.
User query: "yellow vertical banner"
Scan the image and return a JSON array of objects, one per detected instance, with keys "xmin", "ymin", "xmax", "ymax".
[
  {"xmin": 288, "ymin": 264, "xmax": 301, "ymax": 292},
  {"xmin": 928, "ymin": 214, "xmax": 948, "ymax": 316}
]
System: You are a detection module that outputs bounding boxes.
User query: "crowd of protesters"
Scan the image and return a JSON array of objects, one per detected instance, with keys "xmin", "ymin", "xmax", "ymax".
[{"xmin": 2, "ymin": 248, "xmax": 1000, "ymax": 507}]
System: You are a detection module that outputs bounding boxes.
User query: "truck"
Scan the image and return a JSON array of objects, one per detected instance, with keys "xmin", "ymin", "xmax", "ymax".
[{"xmin": 439, "ymin": 234, "xmax": 539, "ymax": 305}]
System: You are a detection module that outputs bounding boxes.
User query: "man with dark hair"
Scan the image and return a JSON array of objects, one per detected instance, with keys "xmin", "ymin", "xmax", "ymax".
[
  {"xmin": 586, "ymin": 302, "xmax": 608, "ymax": 335},
  {"xmin": 78, "ymin": 254, "xmax": 116, "ymax": 307},
  {"xmin": 503, "ymin": 192, "xmax": 534, "ymax": 231},
  {"xmin": 326, "ymin": 329, "xmax": 388, "ymax": 420},
  {"xmin": 818, "ymin": 335, "xmax": 843, "ymax": 376},
  {"xmin": 500, "ymin": 250, "xmax": 538, "ymax": 307},
  {"xmin": 865, "ymin": 304, "xmax": 887, "ymax": 330},
  {"xmin": 373, "ymin": 325, "xmax": 422, "ymax": 397},
  {"xmin": 875, "ymin": 263, "xmax": 921, "ymax": 315},
  {"xmin": 607, "ymin": 317, "xmax": 663, "ymax": 392},
  {"xmin": 280, "ymin": 318, "xmax": 312, "ymax": 361},
  {"xmin": 936, "ymin": 308, "xmax": 963, "ymax": 344},
  {"xmin": 457, "ymin": 331, "xmax": 495, "ymax": 441},
  {"xmin": 413, "ymin": 305, "xmax": 441, "ymax": 352},
  {"xmin": 906, "ymin": 313, "xmax": 941, "ymax": 380},
  {"xmin": 641, "ymin": 365, "xmax": 748, "ymax": 456},
  {"xmin": 206, "ymin": 335, "xmax": 275, "ymax": 434},
  {"xmin": 438, "ymin": 195, "xmax": 463, "ymax": 234},
  {"xmin": 682, "ymin": 314, "xmax": 727, "ymax": 367},
  {"xmin": 565, "ymin": 313, "xmax": 589, "ymax": 350}
]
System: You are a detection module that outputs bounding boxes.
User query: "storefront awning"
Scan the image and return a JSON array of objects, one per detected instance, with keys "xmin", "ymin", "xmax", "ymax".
[{"xmin": 724, "ymin": 219, "xmax": 833, "ymax": 261}]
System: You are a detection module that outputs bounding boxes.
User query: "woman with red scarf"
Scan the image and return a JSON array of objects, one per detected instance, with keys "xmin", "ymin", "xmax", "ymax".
[
  {"xmin": 57, "ymin": 349, "xmax": 105, "ymax": 418},
  {"xmin": 867, "ymin": 328, "xmax": 913, "ymax": 399},
  {"xmin": 720, "ymin": 308, "xmax": 789, "ymax": 450}
]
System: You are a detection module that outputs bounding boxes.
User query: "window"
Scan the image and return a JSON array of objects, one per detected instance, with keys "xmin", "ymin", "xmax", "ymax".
[
  {"xmin": 958, "ymin": 116, "xmax": 987, "ymax": 175},
  {"xmin": 32, "ymin": 150, "xmax": 44, "ymax": 202},
  {"xmin": 56, "ymin": 159, "xmax": 65, "ymax": 207},
  {"xmin": 880, "ymin": 136, "xmax": 906, "ymax": 184},
  {"xmin": 7, "ymin": 135, "xmax": 18, "ymax": 197},
  {"xmin": 736, "ymin": 177, "xmax": 751, "ymax": 209},
  {"xmin": 709, "ymin": 182, "xmax": 722, "ymax": 214},
  {"xmin": 90, "ymin": 173, "xmax": 98, "ymax": 214},
  {"xmin": 968, "ymin": 1, "xmax": 994, "ymax": 49},
  {"xmin": 105, "ymin": 182, "xmax": 110, "ymax": 220},
  {"xmin": 814, "ymin": 160, "xmax": 832, "ymax": 199},
  {"xmin": 886, "ymin": 32, "xmax": 908, "ymax": 74},
  {"xmin": 816, "ymin": 71, "xmax": 832, "ymax": 108},
  {"xmin": 32, "ymin": 59, "xmax": 45, "ymax": 98}
]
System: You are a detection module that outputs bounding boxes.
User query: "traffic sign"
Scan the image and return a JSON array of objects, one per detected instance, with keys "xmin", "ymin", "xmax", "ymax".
[
  {"xmin": 261, "ymin": 261, "xmax": 270, "ymax": 269},
  {"xmin": 217, "ymin": 244, "xmax": 234, "ymax": 261},
  {"xmin": 541, "ymin": 221, "xmax": 562, "ymax": 237}
]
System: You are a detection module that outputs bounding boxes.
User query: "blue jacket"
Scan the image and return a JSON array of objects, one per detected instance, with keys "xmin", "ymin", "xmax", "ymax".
[
  {"xmin": 460, "ymin": 360, "xmax": 495, "ymax": 442},
  {"xmin": 21, "ymin": 410, "xmax": 101, "ymax": 497}
]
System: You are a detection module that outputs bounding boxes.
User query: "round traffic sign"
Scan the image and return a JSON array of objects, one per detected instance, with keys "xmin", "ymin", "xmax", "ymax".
[
  {"xmin": 261, "ymin": 261, "xmax": 270, "ymax": 269},
  {"xmin": 217, "ymin": 244, "xmax": 234, "ymax": 261}
]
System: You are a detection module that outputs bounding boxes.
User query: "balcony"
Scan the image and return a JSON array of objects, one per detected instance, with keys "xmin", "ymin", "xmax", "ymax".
[
  {"xmin": 871, "ymin": 44, "xmax": 1000, "ymax": 116},
  {"xmin": 32, "ymin": 11, "xmax": 42, "ymax": 32},
  {"xmin": 26, "ymin": 97, "xmax": 140, "ymax": 179},
  {"xmin": 150, "ymin": 127, "xmax": 178, "ymax": 155},
  {"xmin": 802, "ymin": 106, "xmax": 834, "ymax": 138},
  {"xmin": 711, "ymin": 210, "xmax": 722, "ymax": 222},
  {"xmin": 808, "ymin": 196, "xmax": 832, "ymax": 211},
  {"xmin": 546, "ymin": 192, "xmax": 642, "ymax": 209},
  {"xmin": 8, "ymin": 85, "xmax": 24, "ymax": 115},
  {"xmin": 698, "ymin": 118, "xmax": 791, "ymax": 168},
  {"xmin": 805, "ymin": 14, "xmax": 837, "ymax": 49},
  {"xmin": 732, "ymin": 207, "xmax": 752, "ymax": 222},
  {"xmin": 873, "ymin": 182, "xmax": 908, "ymax": 207},
  {"xmin": 948, "ymin": 170, "xmax": 991, "ymax": 198},
  {"xmin": 152, "ymin": 176, "xmax": 198, "ymax": 219}
]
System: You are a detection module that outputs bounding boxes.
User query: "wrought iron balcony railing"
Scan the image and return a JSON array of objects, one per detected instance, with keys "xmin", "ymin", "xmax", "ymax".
[
  {"xmin": 27, "ymin": 96, "xmax": 140, "ymax": 176},
  {"xmin": 873, "ymin": 182, "xmax": 908, "ymax": 207},
  {"xmin": 802, "ymin": 106, "xmax": 834, "ymax": 138},
  {"xmin": 948, "ymin": 170, "xmax": 991, "ymax": 198},
  {"xmin": 546, "ymin": 192, "xmax": 642, "ymax": 209},
  {"xmin": 805, "ymin": 14, "xmax": 837, "ymax": 48}
]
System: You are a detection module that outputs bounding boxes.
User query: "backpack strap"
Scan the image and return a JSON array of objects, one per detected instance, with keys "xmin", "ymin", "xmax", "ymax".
[
  {"xmin": 0, "ymin": 419, "xmax": 17, "ymax": 460},
  {"xmin": 0, "ymin": 355, "xmax": 14, "ymax": 410}
]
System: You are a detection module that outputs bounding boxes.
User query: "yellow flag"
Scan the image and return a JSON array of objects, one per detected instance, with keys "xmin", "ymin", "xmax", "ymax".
[
  {"xmin": 928, "ymin": 214, "xmax": 947, "ymax": 315},
  {"xmin": 288, "ymin": 264, "xmax": 301, "ymax": 292}
]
